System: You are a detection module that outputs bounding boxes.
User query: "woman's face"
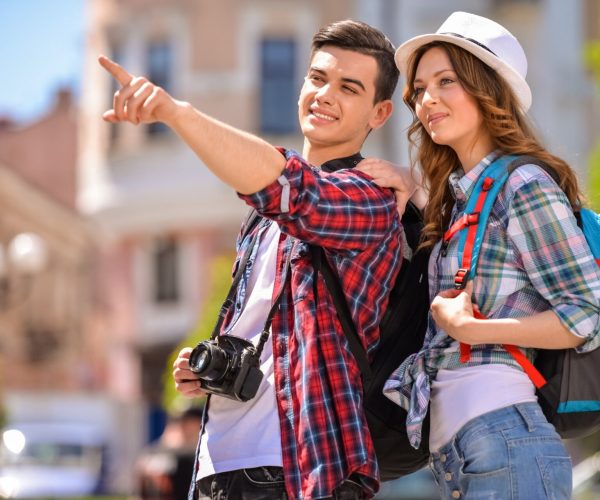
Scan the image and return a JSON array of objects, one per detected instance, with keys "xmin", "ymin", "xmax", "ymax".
[{"xmin": 412, "ymin": 46, "xmax": 492, "ymax": 169}]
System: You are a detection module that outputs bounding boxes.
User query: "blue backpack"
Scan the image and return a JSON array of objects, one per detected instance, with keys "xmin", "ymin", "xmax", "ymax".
[{"xmin": 445, "ymin": 154, "xmax": 600, "ymax": 439}]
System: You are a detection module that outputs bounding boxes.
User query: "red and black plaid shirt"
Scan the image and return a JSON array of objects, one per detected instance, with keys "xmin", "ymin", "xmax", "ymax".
[{"xmin": 229, "ymin": 149, "xmax": 401, "ymax": 498}]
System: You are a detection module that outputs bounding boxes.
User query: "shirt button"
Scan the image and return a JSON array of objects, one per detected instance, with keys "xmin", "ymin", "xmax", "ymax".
[
  {"xmin": 452, "ymin": 491, "xmax": 461, "ymax": 499},
  {"xmin": 445, "ymin": 472, "xmax": 452, "ymax": 481},
  {"xmin": 440, "ymin": 454, "xmax": 447, "ymax": 463}
]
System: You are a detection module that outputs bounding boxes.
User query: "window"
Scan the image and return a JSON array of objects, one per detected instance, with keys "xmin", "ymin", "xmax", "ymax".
[
  {"xmin": 153, "ymin": 237, "xmax": 179, "ymax": 303},
  {"xmin": 146, "ymin": 41, "xmax": 172, "ymax": 136},
  {"xmin": 260, "ymin": 38, "xmax": 297, "ymax": 134},
  {"xmin": 24, "ymin": 326, "xmax": 60, "ymax": 362}
]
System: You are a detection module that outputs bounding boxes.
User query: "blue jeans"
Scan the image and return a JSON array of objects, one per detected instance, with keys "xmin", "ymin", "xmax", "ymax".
[{"xmin": 429, "ymin": 403, "xmax": 572, "ymax": 499}]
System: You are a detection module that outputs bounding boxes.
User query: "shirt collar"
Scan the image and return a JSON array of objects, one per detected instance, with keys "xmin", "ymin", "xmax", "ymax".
[
  {"xmin": 320, "ymin": 152, "xmax": 363, "ymax": 173},
  {"xmin": 448, "ymin": 150, "xmax": 501, "ymax": 205}
]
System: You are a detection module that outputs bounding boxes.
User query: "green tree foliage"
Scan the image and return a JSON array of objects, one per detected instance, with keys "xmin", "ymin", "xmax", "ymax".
[
  {"xmin": 584, "ymin": 41, "xmax": 600, "ymax": 78},
  {"xmin": 589, "ymin": 143, "xmax": 600, "ymax": 210},
  {"xmin": 162, "ymin": 252, "xmax": 236, "ymax": 413},
  {"xmin": 584, "ymin": 41, "xmax": 600, "ymax": 210},
  {"xmin": 576, "ymin": 41, "xmax": 600, "ymax": 457}
]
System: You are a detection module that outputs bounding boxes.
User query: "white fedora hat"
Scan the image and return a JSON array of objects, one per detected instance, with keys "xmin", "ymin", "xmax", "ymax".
[{"xmin": 396, "ymin": 11, "xmax": 532, "ymax": 111}]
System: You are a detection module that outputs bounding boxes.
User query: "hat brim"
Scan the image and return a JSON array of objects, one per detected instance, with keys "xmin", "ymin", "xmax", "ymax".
[{"xmin": 395, "ymin": 33, "xmax": 532, "ymax": 111}]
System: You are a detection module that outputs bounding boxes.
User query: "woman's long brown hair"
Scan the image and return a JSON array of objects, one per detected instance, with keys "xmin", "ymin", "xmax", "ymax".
[{"xmin": 403, "ymin": 42, "xmax": 583, "ymax": 249}]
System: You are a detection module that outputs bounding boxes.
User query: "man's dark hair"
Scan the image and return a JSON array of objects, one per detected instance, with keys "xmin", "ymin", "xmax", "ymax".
[{"xmin": 311, "ymin": 20, "xmax": 399, "ymax": 103}]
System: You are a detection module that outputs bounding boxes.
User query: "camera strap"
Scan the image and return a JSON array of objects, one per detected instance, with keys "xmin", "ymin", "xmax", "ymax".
[
  {"xmin": 209, "ymin": 224, "xmax": 263, "ymax": 340},
  {"xmin": 209, "ymin": 220, "xmax": 294, "ymax": 358},
  {"xmin": 254, "ymin": 237, "xmax": 294, "ymax": 358}
]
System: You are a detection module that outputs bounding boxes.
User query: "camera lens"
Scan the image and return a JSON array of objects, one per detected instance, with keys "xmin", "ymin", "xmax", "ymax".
[
  {"xmin": 193, "ymin": 349, "xmax": 210, "ymax": 371},
  {"xmin": 189, "ymin": 342, "xmax": 229, "ymax": 381}
]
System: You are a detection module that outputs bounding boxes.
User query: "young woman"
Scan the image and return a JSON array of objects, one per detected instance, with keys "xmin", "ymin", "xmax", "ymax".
[{"xmin": 364, "ymin": 11, "xmax": 600, "ymax": 499}]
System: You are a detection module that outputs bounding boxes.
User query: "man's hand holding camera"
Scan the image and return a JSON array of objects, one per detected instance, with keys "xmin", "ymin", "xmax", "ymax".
[{"xmin": 173, "ymin": 348, "xmax": 206, "ymax": 398}]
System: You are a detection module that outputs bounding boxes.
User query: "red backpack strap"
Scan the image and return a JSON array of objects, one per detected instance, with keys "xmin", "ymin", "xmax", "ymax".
[
  {"xmin": 443, "ymin": 156, "xmax": 549, "ymax": 388},
  {"xmin": 503, "ymin": 344, "xmax": 547, "ymax": 389},
  {"xmin": 459, "ymin": 343, "xmax": 471, "ymax": 363},
  {"xmin": 444, "ymin": 178, "xmax": 495, "ymax": 362},
  {"xmin": 443, "ymin": 177, "xmax": 495, "ymax": 291},
  {"xmin": 460, "ymin": 178, "xmax": 494, "ymax": 286}
]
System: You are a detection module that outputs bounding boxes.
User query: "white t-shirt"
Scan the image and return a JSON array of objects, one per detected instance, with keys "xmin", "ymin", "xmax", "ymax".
[
  {"xmin": 198, "ymin": 222, "xmax": 283, "ymax": 478},
  {"xmin": 429, "ymin": 364, "xmax": 537, "ymax": 452}
]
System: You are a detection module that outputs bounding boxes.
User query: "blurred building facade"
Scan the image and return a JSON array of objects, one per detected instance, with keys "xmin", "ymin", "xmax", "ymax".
[
  {"xmin": 73, "ymin": 0, "xmax": 598, "ymax": 495},
  {"xmin": 0, "ymin": 90, "xmax": 117, "ymax": 493},
  {"xmin": 0, "ymin": 90, "xmax": 94, "ymax": 396},
  {"xmin": 0, "ymin": 94, "xmax": 92, "ymax": 391}
]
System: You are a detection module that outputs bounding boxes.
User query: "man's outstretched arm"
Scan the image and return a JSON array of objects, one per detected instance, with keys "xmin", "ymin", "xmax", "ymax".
[{"xmin": 99, "ymin": 55, "xmax": 285, "ymax": 195}]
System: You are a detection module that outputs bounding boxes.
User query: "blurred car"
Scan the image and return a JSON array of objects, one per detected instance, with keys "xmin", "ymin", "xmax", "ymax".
[{"xmin": 0, "ymin": 422, "xmax": 106, "ymax": 498}]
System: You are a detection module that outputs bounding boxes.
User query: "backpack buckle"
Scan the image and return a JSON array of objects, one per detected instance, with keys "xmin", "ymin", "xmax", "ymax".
[
  {"xmin": 466, "ymin": 212, "xmax": 480, "ymax": 226},
  {"xmin": 454, "ymin": 268, "xmax": 469, "ymax": 290},
  {"xmin": 482, "ymin": 177, "xmax": 494, "ymax": 191}
]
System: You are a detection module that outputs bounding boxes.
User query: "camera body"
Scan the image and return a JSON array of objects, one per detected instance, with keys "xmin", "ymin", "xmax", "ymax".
[{"xmin": 188, "ymin": 335, "xmax": 263, "ymax": 402}]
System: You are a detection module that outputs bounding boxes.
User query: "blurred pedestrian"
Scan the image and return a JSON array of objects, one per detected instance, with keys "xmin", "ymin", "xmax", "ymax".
[{"xmin": 136, "ymin": 407, "xmax": 203, "ymax": 500}]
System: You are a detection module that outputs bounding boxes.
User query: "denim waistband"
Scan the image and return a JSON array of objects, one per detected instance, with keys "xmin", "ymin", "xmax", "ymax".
[{"xmin": 430, "ymin": 402, "xmax": 547, "ymax": 458}]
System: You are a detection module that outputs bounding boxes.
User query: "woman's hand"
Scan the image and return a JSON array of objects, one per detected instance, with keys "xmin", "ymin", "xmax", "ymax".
[
  {"xmin": 432, "ymin": 282, "xmax": 586, "ymax": 349},
  {"xmin": 431, "ymin": 281, "xmax": 480, "ymax": 344},
  {"xmin": 356, "ymin": 158, "xmax": 427, "ymax": 217}
]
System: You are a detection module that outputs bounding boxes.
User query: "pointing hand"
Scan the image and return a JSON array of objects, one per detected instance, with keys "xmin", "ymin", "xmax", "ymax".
[{"xmin": 99, "ymin": 55, "xmax": 181, "ymax": 126}]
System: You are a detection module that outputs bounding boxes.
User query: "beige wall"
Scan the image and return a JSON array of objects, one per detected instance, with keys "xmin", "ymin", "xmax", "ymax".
[
  {"xmin": 0, "ymin": 89, "xmax": 100, "ymax": 395},
  {"xmin": 0, "ymin": 91, "xmax": 78, "ymax": 209},
  {"xmin": 0, "ymin": 164, "xmax": 96, "ymax": 393}
]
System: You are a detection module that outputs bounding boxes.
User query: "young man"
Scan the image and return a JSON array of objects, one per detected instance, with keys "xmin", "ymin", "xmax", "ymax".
[{"xmin": 101, "ymin": 20, "xmax": 403, "ymax": 499}]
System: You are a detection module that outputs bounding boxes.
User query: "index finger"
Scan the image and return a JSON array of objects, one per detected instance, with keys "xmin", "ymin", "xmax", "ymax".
[{"xmin": 98, "ymin": 55, "xmax": 133, "ymax": 86}]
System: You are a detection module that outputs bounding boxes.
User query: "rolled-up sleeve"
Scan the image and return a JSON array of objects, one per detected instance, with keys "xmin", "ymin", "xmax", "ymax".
[
  {"xmin": 238, "ymin": 148, "xmax": 399, "ymax": 252},
  {"xmin": 507, "ymin": 170, "xmax": 600, "ymax": 353}
]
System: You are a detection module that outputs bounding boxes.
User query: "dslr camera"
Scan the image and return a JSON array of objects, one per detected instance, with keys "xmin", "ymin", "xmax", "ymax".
[{"xmin": 188, "ymin": 335, "xmax": 263, "ymax": 402}]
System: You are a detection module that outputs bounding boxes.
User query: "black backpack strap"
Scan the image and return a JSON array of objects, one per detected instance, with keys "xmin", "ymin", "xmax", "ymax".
[
  {"xmin": 401, "ymin": 200, "xmax": 424, "ymax": 251},
  {"xmin": 309, "ymin": 245, "xmax": 373, "ymax": 385},
  {"xmin": 240, "ymin": 208, "xmax": 263, "ymax": 241},
  {"xmin": 506, "ymin": 155, "xmax": 561, "ymax": 185}
]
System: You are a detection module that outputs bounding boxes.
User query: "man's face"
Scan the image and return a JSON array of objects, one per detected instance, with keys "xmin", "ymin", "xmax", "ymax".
[{"xmin": 298, "ymin": 46, "xmax": 391, "ymax": 153}]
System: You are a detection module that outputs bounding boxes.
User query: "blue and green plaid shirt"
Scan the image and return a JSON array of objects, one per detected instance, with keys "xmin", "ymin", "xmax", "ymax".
[{"xmin": 384, "ymin": 151, "xmax": 600, "ymax": 449}]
